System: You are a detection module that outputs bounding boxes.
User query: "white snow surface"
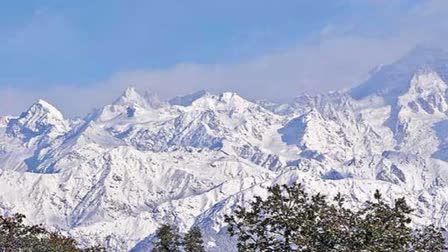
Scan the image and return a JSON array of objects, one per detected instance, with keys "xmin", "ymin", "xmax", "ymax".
[{"xmin": 2, "ymin": 48, "xmax": 448, "ymax": 251}]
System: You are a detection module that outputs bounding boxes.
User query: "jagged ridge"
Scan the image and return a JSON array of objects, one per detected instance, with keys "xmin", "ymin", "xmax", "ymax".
[{"xmin": 1, "ymin": 47, "xmax": 448, "ymax": 251}]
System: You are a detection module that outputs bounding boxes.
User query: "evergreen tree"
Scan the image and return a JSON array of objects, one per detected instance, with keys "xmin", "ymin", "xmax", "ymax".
[
  {"xmin": 411, "ymin": 225, "xmax": 446, "ymax": 251},
  {"xmin": 354, "ymin": 190, "xmax": 413, "ymax": 251},
  {"xmin": 0, "ymin": 213, "xmax": 105, "ymax": 251},
  {"xmin": 225, "ymin": 183, "xmax": 447, "ymax": 252},
  {"xmin": 0, "ymin": 213, "xmax": 47, "ymax": 252},
  {"xmin": 183, "ymin": 226, "xmax": 205, "ymax": 252},
  {"xmin": 152, "ymin": 224, "xmax": 181, "ymax": 252}
]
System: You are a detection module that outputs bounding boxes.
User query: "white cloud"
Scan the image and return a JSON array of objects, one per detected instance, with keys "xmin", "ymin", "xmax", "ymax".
[
  {"xmin": 0, "ymin": 35, "xmax": 415, "ymax": 117},
  {"xmin": 1, "ymin": 0, "xmax": 447, "ymax": 117}
]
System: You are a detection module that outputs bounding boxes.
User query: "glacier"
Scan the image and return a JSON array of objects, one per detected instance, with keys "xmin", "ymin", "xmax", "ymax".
[{"xmin": 2, "ymin": 47, "xmax": 448, "ymax": 251}]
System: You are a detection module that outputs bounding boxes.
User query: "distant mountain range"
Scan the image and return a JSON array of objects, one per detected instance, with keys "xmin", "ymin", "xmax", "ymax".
[{"xmin": 2, "ymin": 47, "xmax": 448, "ymax": 251}]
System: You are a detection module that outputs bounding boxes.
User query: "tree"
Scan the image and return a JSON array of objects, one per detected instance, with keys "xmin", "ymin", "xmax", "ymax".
[
  {"xmin": 411, "ymin": 225, "xmax": 446, "ymax": 252},
  {"xmin": 225, "ymin": 183, "xmax": 447, "ymax": 252},
  {"xmin": 0, "ymin": 213, "xmax": 105, "ymax": 252},
  {"xmin": 224, "ymin": 183, "xmax": 351, "ymax": 251},
  {"xmin": 152, "ymin": 224, "xmax": 182, "ymax": 252},
  {"xmin": 354, "ymin": 190, "xmax": 413, "ymax": 251},
  {"xmin": 0, "ymin": 213, "xmax": 47, "ymax": 252},
  {"xmin": 224, "ymin": 184, "xmax": 350, "ymax": 251},
  {"xmin": 183, "ymin": 226, "xmax": 205, "ymax": 252}
]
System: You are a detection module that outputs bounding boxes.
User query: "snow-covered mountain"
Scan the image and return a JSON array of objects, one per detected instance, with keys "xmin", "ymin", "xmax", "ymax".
[{"xmin": 3, "ymin": 47, "xmax": 448, "ymax": 251}]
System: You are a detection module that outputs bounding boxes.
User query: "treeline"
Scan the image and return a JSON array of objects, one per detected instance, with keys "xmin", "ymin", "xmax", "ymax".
[
  {"xmin": 0, "ymin": 212, "xmax": 206, "ymax": 252},
  {"xmin": 153, "ymin": 183, "xmax": 447, "ymax": 251},
  {"xmin": 225, "ymin": 183, "xmax": 447, "ymax": 251},
  {"xmin": 152, "ymin": 225, "xmax": 205, "ymax": 252},
  {"xmin": 0, "ymin": 213, "xmax": 104, "ymax": 252},
  {"xmin": 2, "ymin": 184, "xmax": 447, "ymax": 251}
]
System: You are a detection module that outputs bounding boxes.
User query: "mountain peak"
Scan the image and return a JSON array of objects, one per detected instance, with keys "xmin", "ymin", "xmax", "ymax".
[
  {"xmin": 113, "ymin": 86, "xmax": 165, "ymax": 109},
  {"xmin": 350, "ymin": 46, "xmax": 448, "ymax": 100},
  {"xmin": 218, "ymin": 92, "xmax": 244, "ymax": 102},
  {"xmin": 402, "ymin": 46, "xmax": 448, "ymax": 64},
  {"xmin": 29, "ymin": 99, "xmax": 65, "ymax": 120},
  {"xmin": 169, "ymin": 90, "xmax": 209, "ymax": 106},
  {"xmin": 221, "ymin": 91, "xmax": 239, "ymax": 98},
  {"xmin": 36, "ymin": 98, "xmax": 51, "ymax": 106},
  {"xmin": 113, "ymin": 86, "xmax": 148, "ymax": 107},
  {"xmin": 189, "ymin": 91, "xmax": 253, "ymax": 110},
  {"xmin": 144, "ymin": 91, "xmax": 164, "ymax": 108},
  {"xmin": 124, "ymin": 86, "xmax": 138, "ymax": 96},
  {"xmin": 397, "ymin": 70, "xmax": 448, "ymax": 115},
  {"xmin": 6, "ymin": 99, "xmax": 69, "ymax": 142}
]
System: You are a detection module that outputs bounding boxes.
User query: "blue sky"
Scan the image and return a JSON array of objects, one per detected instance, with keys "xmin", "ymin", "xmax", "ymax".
[
  {"xmin": 1, "ymin": 1, "xmax": 350, "ymax": 85},
  {"xmin": 1, "ymin": 0, "xmax": 446, "ymax": 116},
  {"xmin": 1, "ymin": 1, "xmax": 334, "ymax": 82}
]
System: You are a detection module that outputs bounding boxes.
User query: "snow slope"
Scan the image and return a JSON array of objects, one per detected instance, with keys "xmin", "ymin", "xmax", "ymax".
[{"xmin": 2, "ymin": 47, "xmax": 448, "ymax": 251}]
